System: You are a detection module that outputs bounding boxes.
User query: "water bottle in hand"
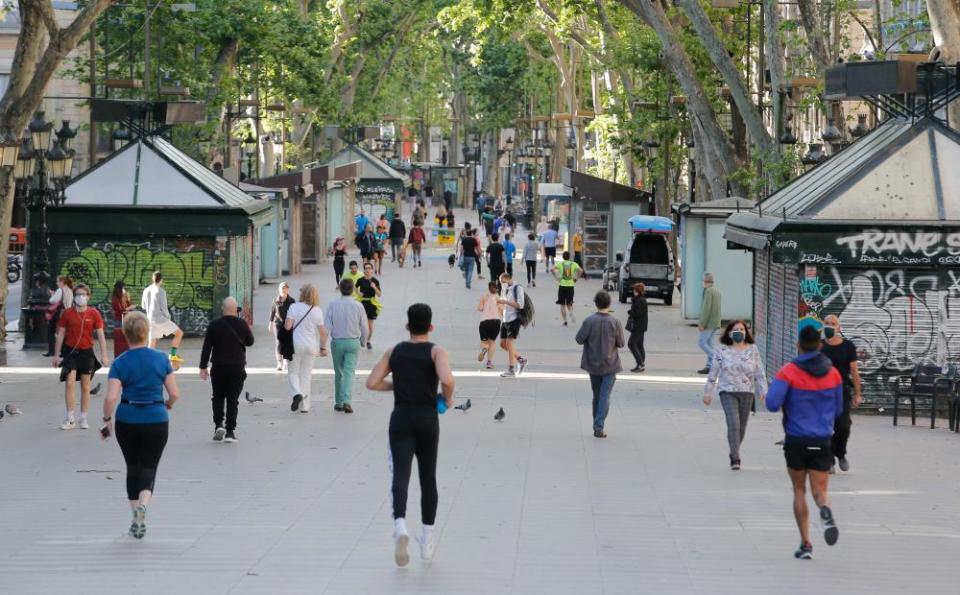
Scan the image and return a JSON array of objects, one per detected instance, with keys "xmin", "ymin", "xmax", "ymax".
[{"xmin": 436, "ymin": 394, "xmax": 448, "ymax": 414}]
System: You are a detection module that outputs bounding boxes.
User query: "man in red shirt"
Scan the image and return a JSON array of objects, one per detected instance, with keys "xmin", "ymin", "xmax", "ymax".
[{"xmin": 53, "ymin": 283, "xmax": 110, "ymax": 430}]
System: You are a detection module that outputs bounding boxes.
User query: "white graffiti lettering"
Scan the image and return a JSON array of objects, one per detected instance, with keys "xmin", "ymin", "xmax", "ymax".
[
  {"xmin": 775, "ymin": 240, "xmax": 798, "ymax": 249},
  {"xmin": 836, "ymin": 230, "xmax": 960, "ymax": 259},
  {"xmin": 800, "ymin": 253, "xmax": 841, "ymax": 264}
]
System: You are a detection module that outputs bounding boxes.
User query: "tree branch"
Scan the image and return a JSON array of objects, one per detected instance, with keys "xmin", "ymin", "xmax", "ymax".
[
  {"xmin": 535, "ymin": 0, "xmax": 605, "ymax": 63},
  {"xmin": 796, "ymin": 0, "xmax": 831, "ymax": 73}
]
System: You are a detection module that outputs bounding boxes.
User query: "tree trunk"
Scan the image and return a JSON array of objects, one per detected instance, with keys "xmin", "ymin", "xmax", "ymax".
[
  {"xmin": 928, "ymin": 0, "xmax": 960, "ymax": 129},
  {"xmin": 618, "ymin": 0, "xmax": 743, "ymax": 198},
  {"xmin": 796, "ymin": 0, "xmax": 832, "ymax": 74},
  {"xmin": 764, "ymin": 0, "xmax": 785, "ymax": 147},
  {"xmin": 677, "ymin": 0, "xmax": 777, "ymax": 158}
]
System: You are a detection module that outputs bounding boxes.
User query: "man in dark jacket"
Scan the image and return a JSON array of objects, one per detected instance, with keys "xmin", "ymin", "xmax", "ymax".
[
  {"xmin": 575, "ymin": 291, "xmax": 625, "ymax": 438},
  {"xmin": 388, "ymin": 212, "xmax": 407, "ymax": 262},
  {"xmin": 199, "ymin": 297, "xmax": 255, "ymax": 443},
  {"xmin": 766, "ymin": 325, "xmax": 843, "ymax": 560}
]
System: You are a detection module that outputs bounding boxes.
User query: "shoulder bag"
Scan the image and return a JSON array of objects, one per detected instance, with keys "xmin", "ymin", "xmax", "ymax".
[{"xmin": 277, "ymin": 306, "xmax": 314, "ymax": 361}]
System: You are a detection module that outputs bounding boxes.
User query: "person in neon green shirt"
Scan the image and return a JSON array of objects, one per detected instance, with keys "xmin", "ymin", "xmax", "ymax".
[
  {"xmin": 344, "ymin": 260, "xmax": 364, "ymax": 298},
  {"xmin": 553, "ymin": 251, "xmax": 583, "ymax": 326}
]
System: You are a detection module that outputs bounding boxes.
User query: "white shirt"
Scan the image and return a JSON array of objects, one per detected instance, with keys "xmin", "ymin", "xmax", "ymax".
[
  {"xmin": 141, "ymin": 284, "xmax": 170, "ymax": 324},
  {"xmin": 286, "ymin": 302, "xmax": 325, "ymax": 353},
  {"xmin": 500, "ymin": 283, "xmax": 524, "ymax": 323},
  {"xmin": 50, "ymin": 286, "xmax": 73, "ymax": 308}
]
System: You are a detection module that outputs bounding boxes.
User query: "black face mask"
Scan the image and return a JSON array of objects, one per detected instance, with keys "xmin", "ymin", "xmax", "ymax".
[
  {"xmin": 824, "ymin": 326, "xmax": 837, "ymax": 339},
  {"xmin": 730, "ymin": 331, "xmax": 745, "ymax": 343}
]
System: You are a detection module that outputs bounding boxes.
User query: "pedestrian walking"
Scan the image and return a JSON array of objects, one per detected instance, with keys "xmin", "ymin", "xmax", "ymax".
[
  {"xmin": 477, "ymin": 282, "xmax": 503, "ymax": 369},
  {"xmin": 374, "ymin": 225, "xmax": 388, "ymax": 275},
  {"xmin": 408, "ymin": 220, "xmax": 426, "ymax": 268},
  {"xmin": 389, "ymin": 212, "xmax": 407, "ymax": 263},
  {"xmin": 497, "ymin": 272, "xmax": 528, "ymax": 377},
  {"xmin": 269, "ymin": 282, "xmax": 295, "ymax": 371},
  {"xmin": 344, "ymin": 261, "xmax": 363, "ymax": 296},
  {"xmin": 459, "ymin": 227, "xmax": 479, "ymax": 289},
  {"xmin": 472, "ymin": 228, "xmax": 484, "ymax": 279},
  {"xmin": 358, "ymin": 223, "xmax": 376, "ymax": 265},
  {"xmin": 44, "ymin": 275, "xmax": 73, "ymax": 356},
  {"xmin": 141, "ymin": 271, "xmax": 185, "ymax": 366},
  {"xmin": 100, "ymin": 311, "xmax": 179, "ymax": 540},
  {"xmin": 376, "ymin": 213, "xmax": 390, "ymax": 236},
  {"xmin": 821, "ymin": 315, "xmax": 863, "ymax": 473},
  {"xmin": 284, "ymin": 284, "xmax": 328, "ymax": 414},
  {"xmin": 482, "ymin": 207, "xmax": 495, "ymax": 239},
  {"xmin": 53, "ymin": 283, "xmax": 111, "ymax": 430},
  {"xmin": 702, "ymin": 320, "xmax": 767, "ymax": 470},
  {"xmin": 502, "ymin": 233, "xmax": 516, "ymax": 277},
  {"xmin": 110, "ymin": 281, "xmax": 136, "ymax": 358},
  {"xmin": 535, "ymin": 216, "xmax": 549, "ymax": 241},
  {"xmin": 572, "ymin": 230, "xmax": 585, "ymax": 275},
  {"xmin": 485, "ymin": 233, "xmax": 506, "ymax": 286},
  {"xmin": 541, "ymin": 225, "xmax": 559, "ymax": 268},
  {"xmin": 522, "ymin": 232, "xmax": 539, "ymax": 287},
  {"xmin": 553, "ymin": 251, "xmax": 583, "ymax": 326},
  {"xmin": 354, "ymin": 208, "xmax": 370, "ymax": 246},
  {"xmin": 356, "ymin": 262, "xmax": 382, "ymax": 350},
  {"xmin": 199, "ymin": 297, "xmax": 254, "ymax": 443},
  {"xmin": 332, "ymin": 237, "xmax": 347, "ymax": 287},
  {"xmin": 697, "ymin": 272, "xmax": 722, "ymax": 374},
  {"xmin": 476, "ymin": 194, "xmax": 486, "ymax": 224},
  {"xmin": 492, "ymin": 213, "xmax": 506, "ymax": 237},
  {"xmin": 325, "ymin": 278, "xmax": 369, "ymax": 414},
  {"xmin": 443, "ymin": 188, "xmax": 453, "ymax": 213},
  {"xmin": 365, "ymin": 303, "xmax": 456, "ymax": 566},
  {"xmin": 575, "ymin": 290, "xmax": 625, "ymax": 438},
  {"xmin": 765, "ymin": 325, "xmax": 843, "ymax": 559},
  {"xmin": 626, "ymin": 283, "xmax": 648, "ymax": 372},
  {"xmin": 436, "ymin": 204, "xmax": 448, "ymax": 228}
]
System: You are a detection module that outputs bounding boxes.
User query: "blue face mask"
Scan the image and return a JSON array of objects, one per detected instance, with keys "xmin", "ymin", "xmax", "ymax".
[{"xmin": 730, "ymin": 330, "xmax": 746, "ymax": 343}]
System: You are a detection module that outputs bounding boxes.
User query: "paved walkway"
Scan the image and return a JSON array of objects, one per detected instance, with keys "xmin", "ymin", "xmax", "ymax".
[{"xmin": 1, "ymin": 213, "xmax": 958, "ymax": 594}]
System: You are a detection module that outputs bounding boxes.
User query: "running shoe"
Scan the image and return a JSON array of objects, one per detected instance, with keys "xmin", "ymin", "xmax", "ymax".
[
  {"xmin": 334, "ymin": 403, "xmax": 344, "ymax": 412},
  {"xmin": 631, "ymin": 366, "xmax": 645, "ymax": 373},
  {"xmin": 59, "ymin": 419, "xmax": 76, "ymax": 430},
  {"xmin": 563, "ymin": 321, "xmax": 568, "ymax": 327},
  {"xmin": 169, "ymin": 354, "xmax": 185, "ymax": 365},
  {"xmin": 393, "ymin": 530, "xmax": 410, "ymax": 567},
  {"xmin": 569, "ymin": 312, "xmax": 576, "ymax": 325},
  {"xmin": 213, "ymin": 427, "xmax": 226, "ymax": 441},
  {"xmin": 517, "ymin": 356, "xmax": 528, "ymax": 376},
  {"xmin": 224, "ymin": 431, "xmax": 237, "ymax": 443},
  {"xmin": 486, "ymin": 361, "xmax": 494, "ymax": 370},
  {"xmin": 478, "ymin": 347, "xmax": 488, "ymax": 362},
  {"xmin": 367, "ymin": 342, "xmax": 372, "ymax": 350},
  {"xmin": 593, "ymin": 430, "xmax": 607, "ymax": 438},
  {"xmin": 132, "ymin": 505, "xmax": 147, "ymax": 540},
  {"xmin": 532, "ymin": 281, "xmax": 536, "ymax": 287},
  {"xmin": 500, "ymin": 369, "xmax": 516, "ymax": 378},
  {"xmin": 838, "ymin": 457, "xmax": 850, "ymax": 472},
  {"xmin": 829, "ymin": 465, "xmax": 836, "ymax": 475},
  {"xmin": 78, "ymin": 418, "xmax": 89, "ymax": 430},
  {"xmin": 820, "ymin": 505, "xmax": 839, "ymax": 546},
  {"xmin": 794, "ymin": 542, "xmax": 813, "ymax": 559},
  {"xmin": 291, "ymin": 394, "xmax": 303, "ymax": 412},
  {"xmin": 417, "ymin": 534, "xmax": 436, "ymax": 562},
  {"xmin": 275, "ymin": 363, "xmax": 283, "ymax": 371},
  {"xmin": 730, "ymin": 461, "xmax": 741, "ymax": 471}
]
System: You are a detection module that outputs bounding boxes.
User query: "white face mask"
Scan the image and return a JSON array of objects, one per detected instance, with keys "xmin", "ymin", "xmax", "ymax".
[{"xmin": 74, "ymin": 295, "xmax": 89, "ymax": 307}]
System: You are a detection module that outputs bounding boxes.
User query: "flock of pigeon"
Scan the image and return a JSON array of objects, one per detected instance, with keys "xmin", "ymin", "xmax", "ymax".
[
  {"xmin": 243, "ymin": 393, "xmax": 506, "ymax": 421},
  {"xmin": 0, "ymin": 380, "xmax": 103, "ymax": 423}
]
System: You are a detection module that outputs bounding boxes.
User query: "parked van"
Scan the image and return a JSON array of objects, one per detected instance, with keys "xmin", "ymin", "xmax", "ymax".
[{"xmin": 617, "ymin": 215, "xmax": 675, "ymax": 305}]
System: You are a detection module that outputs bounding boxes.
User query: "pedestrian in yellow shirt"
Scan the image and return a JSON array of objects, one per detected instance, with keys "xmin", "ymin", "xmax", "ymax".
[{"xmin": 553, "ymin": 251, "xmax": 583, "ymax": 326}]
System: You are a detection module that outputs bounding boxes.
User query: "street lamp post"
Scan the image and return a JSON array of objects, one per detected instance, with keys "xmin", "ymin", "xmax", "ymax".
[{"xmin": 17, "ymin": 112, "xmax": 75, "ymax": 349}]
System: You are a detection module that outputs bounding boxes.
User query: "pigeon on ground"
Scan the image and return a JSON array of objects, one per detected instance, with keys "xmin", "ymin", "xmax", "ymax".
[
  {"xmin": 245, "ymin": 391, "xmax": 264, "ymax": 404},
  {"xmin": 5, "ymin": 404, "xmax": 21, "ymax": 415},
  {"xmin": 494, "ymin": 407, "xmax": 505, "ymax": 422},
  {"xmin": 454, "ymin": 399, "xmax": 471, "ymax": 412},
  {"xmin": 90, "ymin": 382, "xmax": 102, "ymax": 396}
]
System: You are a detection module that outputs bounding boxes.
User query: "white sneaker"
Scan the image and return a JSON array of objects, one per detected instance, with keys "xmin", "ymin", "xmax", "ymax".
[
  {"xmin": 213, "ymin": 427, "xmax": 226, "ymax": 441},
  {"xmin": 393, "ymin": 530, "xmax": 410, "ymax": 567},
  {"xmin": 275, "ymin": 363, "xmax": 283, "ymax": 371},
  {"xmin": 78, "ymin": 418, "xmax": 89, "ymax": 430},
  {"xmin": 59, "ymin": 419, "xmax": 76, "ymax": 430},
  {"xmin": 417, "ymin": 534, "xmax": 436, "ymax": 561}
]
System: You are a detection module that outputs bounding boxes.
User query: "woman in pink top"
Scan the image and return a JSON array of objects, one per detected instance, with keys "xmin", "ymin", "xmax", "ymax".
[{"xmin": 477, "ymin": 281, "xmax": 503, "ymax": 369}]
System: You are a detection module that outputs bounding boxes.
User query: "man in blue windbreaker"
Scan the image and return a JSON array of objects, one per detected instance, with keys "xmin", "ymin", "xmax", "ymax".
[{"xmin": 766, "ymin": 325, "xmax": 843, "ymax": 560}]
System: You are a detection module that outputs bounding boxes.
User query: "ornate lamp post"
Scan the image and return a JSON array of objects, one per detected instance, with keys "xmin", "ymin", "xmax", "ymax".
[{"xmin": 17, "ymin": 112, "xmax": 75, "ymax": 349}]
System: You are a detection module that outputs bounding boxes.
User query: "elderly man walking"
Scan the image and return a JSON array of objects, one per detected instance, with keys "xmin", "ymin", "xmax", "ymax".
[
  {"xmin": 325, "ymin": 278, "xmax": 369, "ymax": 413},
  {"xmin": 698, "ymin": 272, "xmax": 722, "ymax": 374},
  {"xmin": 575, "ymin": 290, "xmax": 625, "ymax": 438},
  {"xmin": 199, "ymin": 297, "xmax": 254, "ymax": 443}
]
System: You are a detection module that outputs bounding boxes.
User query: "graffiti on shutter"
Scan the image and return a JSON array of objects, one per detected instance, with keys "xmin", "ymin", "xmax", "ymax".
[{"xmin": 795, "ymin": 265, "xmax": 951, "ymax": 407}]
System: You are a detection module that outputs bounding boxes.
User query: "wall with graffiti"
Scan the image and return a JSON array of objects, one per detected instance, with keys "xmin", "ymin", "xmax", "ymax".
[
  {"xmin": 52, "ymin": 236, "xmax": 227, "ymax": 335},
  {"xmin": 797, "ymin": 263, "xmax": 954, "ymax": 404}
]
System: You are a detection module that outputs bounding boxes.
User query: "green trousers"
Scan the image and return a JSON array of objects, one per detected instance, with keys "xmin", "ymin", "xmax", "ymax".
[{"xmin": 331, "ymin": 337, "xmax": 361, "ymax": 405}]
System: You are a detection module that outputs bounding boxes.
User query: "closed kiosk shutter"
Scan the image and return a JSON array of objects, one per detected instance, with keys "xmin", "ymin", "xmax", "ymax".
[{"xmin": 754, "ymin": 249, "xmax": 770, "ymax": 365}]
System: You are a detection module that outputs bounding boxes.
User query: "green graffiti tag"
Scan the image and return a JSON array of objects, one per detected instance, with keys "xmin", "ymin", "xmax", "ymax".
[{"xmin": 59, "ymin": 242, "xmax": 216, "ymax": 311}]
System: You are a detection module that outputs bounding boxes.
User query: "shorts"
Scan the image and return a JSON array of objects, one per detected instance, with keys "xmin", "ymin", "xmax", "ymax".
[
  {"xmin": 149, "ymin": 320, "xmax": 180, "ymax": 343},
  {"xmin": 479, "ymin": 319, "xmax": 501, "ymax": 341},
  {"xmin": 783, "ymin": 437, "xmax": 833, "ymax": 472},
  {"xmin": 556, "ymin": 285, "xmax": 575, "ymax": 306},
  {"xmin": 500, "ymin": 319, "xmax": 521, "ymax": 340},
  {"xmin": 362, "ymin": 300, "xmax": 379, "ymax": 321},
  {"xmin": 544, "ymin": 246, "xmax": 557, "ymax": 258},
  {"xmin": 60, "ymin": 346, "xmax": 101, "ymax": 381}
]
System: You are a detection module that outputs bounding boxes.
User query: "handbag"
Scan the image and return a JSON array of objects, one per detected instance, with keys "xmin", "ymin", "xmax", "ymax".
[
  {"xmin": 625, "ymin": 317, "xmax": 636, "ymax": 333},
  {"xmin": 277, "ymin": 306, "xmax": 314, "ymax": 361}
]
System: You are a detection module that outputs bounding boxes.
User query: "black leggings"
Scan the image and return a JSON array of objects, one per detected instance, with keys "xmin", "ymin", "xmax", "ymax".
[
  {"xmin": 525, "ymin": 260, "xmax": 537, "ymax": 283},
  {"xmin": 334, "ymin": 257, "xmax": 345, "ymax": 284},
  {"xmin": 628, "ymin": 330, "xmax": 645, "ymax": 366},
  {"xmin": 115, "ymin": 421, "xmax": 169, "ymax": 500},
  {"xmin": 389, "ymin": 407, "xmax": 439, "ymax": 524},
  {"xmin": 474, "ymin": 254, "xmax": 482, "ymax": 276},
  {"xmin": 832, "ymin": 389, "xmax": 852, "ymax": 459}
]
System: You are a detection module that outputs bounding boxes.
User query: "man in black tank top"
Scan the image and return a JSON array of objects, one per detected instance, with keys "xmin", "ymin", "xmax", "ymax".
[{"xmin": 366, "ymin": 303, "xmax": 455, "ymax": 567}]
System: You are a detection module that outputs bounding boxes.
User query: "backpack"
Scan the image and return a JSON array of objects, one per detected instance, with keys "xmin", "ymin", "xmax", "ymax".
[{"xmin": 513, "ymin": 284, "xmax": 535, "ymax": 328}]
